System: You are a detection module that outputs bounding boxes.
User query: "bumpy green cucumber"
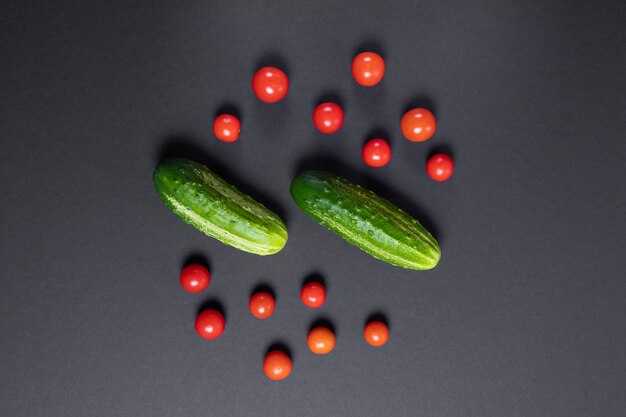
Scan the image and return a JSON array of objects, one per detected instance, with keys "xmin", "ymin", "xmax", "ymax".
[
  {"xmin": 290, "ymin": 171, "xmax": 440, "ymax": 270},
  {"xmin": 154, "ymin": 157, "xmax": 287, "ymax": 255}
]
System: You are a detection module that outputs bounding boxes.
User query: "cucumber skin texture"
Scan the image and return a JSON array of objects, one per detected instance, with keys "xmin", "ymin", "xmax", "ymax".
[
  {"xmin": 153, "ymin": 157, "xmax": 287, "ymax": 255},
  {"xmin": 290, "ymin": 171, "xmax": 440, "ymax": 270}
]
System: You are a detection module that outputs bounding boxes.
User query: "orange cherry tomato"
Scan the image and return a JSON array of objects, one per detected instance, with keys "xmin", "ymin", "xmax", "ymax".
[
  {"xmin": 362, "ymin": 138, "xmax": 391, "ymax": 167},
  {"xmin": 307, "ymin": 326, "xmax": 336, "ymax": 354},
  {"xmin": 252, "ymin": 67, "xmax": 289, "ymax": 103},
  {"xmin": 401, "ymin": 108, "xmax": 436, "ymax": 142},
  {"xmin": 179, "ymin": 264, "xmax": 210, "ymax": 293},
  {"xmin": 364, "ymin": 321, "xmax": 389, "ymax": 347},
  {"xmin": 300, "ymin": 282, "xmax": 326, "ymax": 308},
  {"xmin": 249, "ymin": 292, "xmax": 276, "ymax": 319},
  {"xmin": 313, "ymin": 102, "xmax": 344, "ymax": 134},
  {"xmin": 352, "ymin": 52, "xmax": 385, "ymax": 86},
  {"xmin": 427, "ymin": 153, "xmax": 454, "ymax": 181},
  {"xmin": 263, "ymin": 351, "xmax": 292, "ymax": 380},
  {"xmin": 195, "ymin": 309, "xmax": 225, "ymax": 340},
  {"xmin": 213, "ymin": 114, "xmax": 240, "ymax": 142}
]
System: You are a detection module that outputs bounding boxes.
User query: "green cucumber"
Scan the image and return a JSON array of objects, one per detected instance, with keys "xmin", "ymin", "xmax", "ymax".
[
  {"xmin": 154, "ymin": 157, "xmax": 287, "ymax": 255},
  {"xmin": 290, "ymin": 171, "xmax": 440, "ymax": 270}
]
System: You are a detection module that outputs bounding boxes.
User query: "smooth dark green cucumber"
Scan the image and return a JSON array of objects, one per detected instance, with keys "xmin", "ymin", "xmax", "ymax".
[
  {"xmin": 154, "ymin": 157, "xmax": 287, "ymax": 255},
  {"xmin": 290, "ymin": 171, "xmax": 440, "ymax": 270}
]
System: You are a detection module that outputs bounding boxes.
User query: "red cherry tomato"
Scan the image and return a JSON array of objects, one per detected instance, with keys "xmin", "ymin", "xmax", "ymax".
[
  {"xmin": 313, "ymin": 102, "xmax": 344, "ymax": 134},
  {"xmin": 252, "ymin": 67, "xmax": 289, "ymax": 103},
  {"xmin": 195, "ymin": 309, "xmax": 225, "ymax": 340},
  {"xmin": 249, "ymin": 292, "xmax": 276, "ymax": 319},
  {"xmin": 300, "ymin": 282, "xmax": 326, "ymax": 308},
  {"xmin": 180, "ymin": 264, "xmax": 210, "ymax": 293},
  {"xmin": 401, "ymin": 108, "xmax": 436, "ymax": 142},
  {"xmin": 427, "ymin": 153, "xmax": 454, "ymax": 181},
  {"xmin": 364, "ymin": 321, "xmax": 389, "ymax": 347},
  {"xmin": 307, "ymin": 327, "xmax": 336, "ymax": 354},
  {"xmin": 352, "ymin": 52, "xmax": 385, "ymax": 86},
  {"xmin": 213, "ymin": 114, "xmax": 240, "ymax": 142},
  {"xmin": 263, "ymin": 351, "xmax": 292, "ymax": 380},
  {"xmin": 362, "ymin": 138, "xmax": 391, "ymax": 167}
]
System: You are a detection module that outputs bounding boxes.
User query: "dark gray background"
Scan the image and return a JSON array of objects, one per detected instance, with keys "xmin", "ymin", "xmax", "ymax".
[{"xmin": 1, "ymin": 1, "xmax": 625, "ymax": 416}]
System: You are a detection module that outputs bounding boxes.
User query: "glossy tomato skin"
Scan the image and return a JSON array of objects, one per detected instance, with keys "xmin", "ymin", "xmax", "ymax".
[
  {"xmin": 300, "ymin": 282, "xmax": 326, "ymax": 308},
  {"xmin": 427, "ymin": 153, "xmax": 454, "ymax": 181},
  {"xmin": 195, "ymin": 309, "xmax": 225, "ymax": 340},
  {"xmin": 180, "ymin": 264, "xmax": 210, "ymax": 293},
  {"xmin": 249, "ymin": 292, "xmax": 276, "ymax": 319},
  {"xmin": 352, "ymin": 52, "xmax": 385, "ymax": 86},
  {"xmin": 252, "ymin": 67, "xmax": 289, "ymax": 103},
  {"xmin": 263, "ymin": 351, "xmax": 292, "ymax": 380},
  {"xmin": 364, "ymin": 321, "xmax": 389, "ymax": 347},
  {"xmin": 213, "ymin": 114, "xmax": 240, "ymax": 142},
  {"xmin": 362, "ymin": 138, "xmax": 392, "ymax": 167},
  {"xmin": 401, "ymin": 108, "xmax": 437, "ymax": 142},
  {"xmin": 307, "ymin": 327, "xmax": 336, "ymax": 354},
  {"xmin": 313, "ymin": 102, "xmax": 344, "ymax": 134}
]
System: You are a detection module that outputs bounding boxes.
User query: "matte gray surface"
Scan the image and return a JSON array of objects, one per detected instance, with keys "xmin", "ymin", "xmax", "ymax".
[{"xmin": 1, "ymin": 1, "xmax": 625, "ymax": 416}]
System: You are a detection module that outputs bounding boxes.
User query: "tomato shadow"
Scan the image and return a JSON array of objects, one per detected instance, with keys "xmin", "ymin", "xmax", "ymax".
[
  {"xmin": 365, "ymin": 311, "xmax": 390, "ymax": 331},
  {"xmin": 309, "ymin": 317, "xmax": 336, "ymax": 335},
  {"xmin": 254, "ymin": 52, "xmax": 290, "ymax": 76},
  {"xmin": 402, "ymin": 94, "xmax": 438, "ymax": 116},
  {"xmin": 213, "ymin": 103, "xmax": 242, "ymax": 122},
  {"xmin": 315, "ymin": 92, "xmax": 344, "ymax": 108},
  {"xmin": 363, "ymin": 127, "xmax": 392, "ymax": 146},
  {"xmin": 265, "ymin": 341, "xmax": 293, "ymax": 359},
  {"xmin": 353, "ymin": 39, "xmax": 386, "ymax": 57},
  {"xmin": 251, "ymin": 282, "xmax": 276, "ymax": 300},
  {"xmin": 301, "ymin": 271, "xmax": 326, "ymax": 290},
  {"xmin": 197, "ymin": 298, "xmax": 226, "ymax": 321},
  {"xmin": 292, "ymin": 155, "xmax": 442, "ymax": 243},
  {"xmin": 181, "ymin": 252, "xmax": 211, "ymax": 271},
  {"xmin": 427, "ymin": 143, "xmax": 454, "ymax": 160},
  {"xmin": 156, "ymin": 135, "xmax": 288, "ymax": 224}
]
